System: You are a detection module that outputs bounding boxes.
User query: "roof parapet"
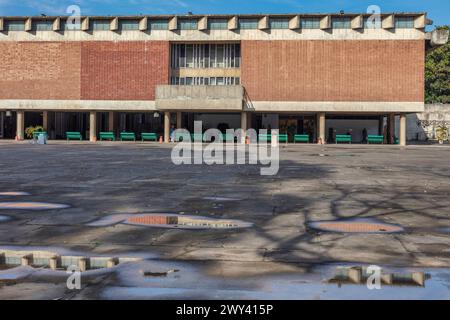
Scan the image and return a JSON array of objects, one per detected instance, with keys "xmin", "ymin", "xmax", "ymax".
[
  {"xmin": 228, "ymin": 16, "xmax": 238, "ymax": 30},
  {"xmin": 289, "ymin": 15, "xmax": 300, "ymax": 30},
  {"xmin": 382, "ymin": 14, "xmax": 395, "ymax": 29},
  {"xmin": 320, "ymin": 15, "xmax": 331, "ymax": 29},
  {"xmin": 429, "ymin": 29, "xmax": 450, "ymax": 47}
]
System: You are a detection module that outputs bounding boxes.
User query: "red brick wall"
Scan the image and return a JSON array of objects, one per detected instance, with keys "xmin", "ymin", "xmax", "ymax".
[
  {"xmin": 0, "ymin": 41, "xmax": 169, "ymax": 101},
  {"xmin": 241, "ymin": 40, "xmax": 425, "ymax": 102},
  {"xmin": 81, "ymin": 41, "xmax": 169, "ymax": 100},
  {"xmin": 0, "ymin": 42, "xmax": 81, "ymax": 99}
]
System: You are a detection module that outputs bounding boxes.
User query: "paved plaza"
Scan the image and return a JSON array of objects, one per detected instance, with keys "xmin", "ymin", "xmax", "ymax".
[{"xmin": 0, "ymin": 141, "xmax": 449, "ymax": 299}]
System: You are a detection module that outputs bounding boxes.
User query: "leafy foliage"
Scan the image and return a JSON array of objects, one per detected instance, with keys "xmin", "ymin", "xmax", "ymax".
[
  {"xmin": 425, "ymin": 26, "xmax": 450, "ymax": 104},
  {"xmin": 25, "ymin": 125, "xmax": 44, "ymax": 139}
]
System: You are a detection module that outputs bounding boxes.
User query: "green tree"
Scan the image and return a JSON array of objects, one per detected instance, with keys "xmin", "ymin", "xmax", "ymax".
[{"xmin": 425, "ymin": 25, "xmax": 450, "ymax": 104}]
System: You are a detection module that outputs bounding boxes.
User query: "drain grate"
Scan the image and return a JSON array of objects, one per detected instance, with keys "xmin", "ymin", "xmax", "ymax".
[
  {"xmin": 0, "ymin": 202, "xmax": 70, "ymax": 210},
  {"xmin": 309, "ymin": 219, "xmax": 404, "ymax": 234}
]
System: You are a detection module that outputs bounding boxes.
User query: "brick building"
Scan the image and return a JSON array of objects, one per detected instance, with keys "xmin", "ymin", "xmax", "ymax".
[{"xmin": 0, "ymin": 13, "xmax": 445, "ymax": 144}]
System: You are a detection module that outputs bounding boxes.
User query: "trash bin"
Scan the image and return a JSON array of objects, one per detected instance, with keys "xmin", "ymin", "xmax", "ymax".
[{"xmin": 37, "ymin": 132, "xmax": 47, "ymax": 145}]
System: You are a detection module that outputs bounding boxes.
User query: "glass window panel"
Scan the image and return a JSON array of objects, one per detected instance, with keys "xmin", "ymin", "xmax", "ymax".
[
  {"xmin": 300, "ymin": 17, "xmax": 320, "ymax": 29},
  {"xmin": 331, "ymin": 17, "xmax": 352, "ymax": 29},
  {"xmin": 239, "ymin": 18, "xmax": 259, "ymax": 29},
  {"xmin": 395, "ymin": 17, "xmax": 414, "ymax": 29},
  {"xmin": 91, "ymin": 19, "xmax": 110, "ymax": 30},
  {"xmin": 208, "ymin": 18, "xmax": 228, "ymax": 30},
  {"xmin": 178, "ymin": 18, "xmax": 198, "ymax": 30},
  {"xmin": 216, "ymin": 77, "xmax": 225, "ymax": 85},
  {"xmin": 32, "ymin": 20, "xmax": 53, "ymax": 31},
  {"xmin": 269, "ymin": 18, "xmax": 289, "ymax": 29},
  {"xmin": 5, "ymin": 20, "xmax": 25, "ymax": 31},
  {"xmin": 119, "ymin": 19, "xmax": 139, "ymax": 30},
  {"xmin": 149, "ymin": 19, "xmax": 168, "ymax": 30}
]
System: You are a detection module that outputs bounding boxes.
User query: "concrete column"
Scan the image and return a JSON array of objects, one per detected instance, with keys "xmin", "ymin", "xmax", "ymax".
[
  {"xmin": 388, "ymin": 114, "xmax": 395, "ymax": 144},
  {"xmin": 164, "ymin": 111, "xmax": 170, "ymax": 143},
  {"xmin": 89, "ymin": 111, "xmax": 97, "ymax": 142},
  {"xmin": 241, "ymin": 112, "xmax": 247, "ymax": 144},
  {"xmin": 176, "ymin": 112, "xmax": 182, "ymax": 129},
  {"xmin": 399, "ymin": 113, "xmax": 407, "ymax": 146},
  {"xmin": 42, "ymin": 111, "xmax": 49, "ymax": 131},
  {"xmin": 16, "ymin": 111, "xmax": 24, "ymax": 140},
  {"xmin": 318, "ymin": 112, "xmax": 326, "ymax": 144}
]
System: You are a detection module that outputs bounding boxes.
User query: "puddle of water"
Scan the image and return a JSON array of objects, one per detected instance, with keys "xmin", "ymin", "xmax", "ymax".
[
  {"xmin": 102, "ymin": 261, "xmax": 450, "ymax": 300},
  {"xmin": 0, "ymin": 246, "xmax": 142, "ymax": 274},
  {"xmin": 86, "ymin": 214, "xmax": 133, "ymax": 227},
  {"xmin": 123, "ymin": 214, "xmax": 253, "ymax": 230},
  {"xmin": 0, "ymin": 192, "xmax": 30, "ymax": 196},
  {"xmin": 88, "ymin": 214, "xmax": 253, "ymax": 230},
  {"xmin": 0, "ymin": 202, "xmax": 70, "ymax": 211},
  {"xmin": 203, "ymin": 197, "xmax": 242, "ymax": 202},
  {"xmin": 0, "ymin": 215, "xmax": 11, "ymax": 222},
  {"xmin": 309, "ymin": 218, "xmax": 404, "ymax": 234}
]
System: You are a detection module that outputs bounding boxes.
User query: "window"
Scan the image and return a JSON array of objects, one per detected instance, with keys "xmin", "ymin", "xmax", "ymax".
[
  {"xmin": 119, "ymin": 19, "xmax": 139, "ymax": 30},
  {"xmin": 178, "ymin": 18, "xmax": 198, "ymax": 30},
  {"xmin": 208, "ymin": 18, "xmax": 228, "ymax": 30},
  {"xmin": 32, "ymin": 20, "xmax": 53, "ymax": 31},
  {"xmin": 239, "ymin": 18, "xmax": 258, "ymax": 29},
  {"xmin": 363, "ymin": 17, "xmax": 381, "ymax": 29},
  {"xmin": 300, "ymin": 17, "xmax": 320, "ymax": 29},
  {"xmin": 60, "ymin": 19, "xmax": 81, "ymax": 30},
  {"xmin": 171, "ymin": 43, "xmax": 241, "ymax": 69},
  {"xmin": 5, "ymin": 20, "xmax": 25, "ymax": 31},
  {"xmin": 395, "ymin": 16, "xmax": 414, "ymax": 29},
  {"xmin": 149, "ymin": 19, "xmax": 168, "ymax": 30},
  {"xmin": 332, "ymin": 17, "xmax": 351, "ymax": 29},
  {"xmin": 269, "ymin": 18, "xmax": 289, "ymax": 29},
  {"xmin": 170, "ymin": 77, "xmax": 240, "ymax": 86},
  {"xmin": 91, "ymin": 19, "xmax": 110, "ymax": 31}
]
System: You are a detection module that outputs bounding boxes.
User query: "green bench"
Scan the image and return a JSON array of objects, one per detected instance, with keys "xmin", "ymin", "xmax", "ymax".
[
  {"xmin": 258, "ymin": 134, "xmax": 272, "ymax": 143},
  {"xmin": 367, "ymin": 135, "xmax": 384, "ymax": 144},
  {"xmin": 175, "ymin": 132, "xmax": 190, "ymax": 142},
  {"xmin": 66, "ymin": 132, "xmax": 82, "ymax": 141},
  {"xmin": 191, "ymin": 133, "xmax": 205, "ymax": 142},
  {"xmin": 99, "ymin": 132, "xmax": 115, "ymax": 141},
  {"xmin": 259, "ymin": 133, "xmax": 288, "ymax": 143},
  {"xmin": 222, "ymin": 133, "xmax": 235, "ymax": 142},
  {"xmin": 278, "ymin": 134, "xmax": 288, "ymax": 143},
  {"xmin": 120, "ymin": 132, "xmax": 136, "ymax": 141},
  {"xmin": 141, "ymin": 133, "xmax": 158, "ymax": 142},
  {"xmin": 294, "ymin": 134, "xmax": 310, "ymax": 143},
  {"xmin": 336, "ymin": 135, "xmax": 352, "ymax": 144}
]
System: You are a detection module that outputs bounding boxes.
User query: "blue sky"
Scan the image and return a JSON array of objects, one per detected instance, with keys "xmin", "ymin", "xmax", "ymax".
[{"xmin": 0, "ymin": 0, "xmax": 448, "ymax": 29}]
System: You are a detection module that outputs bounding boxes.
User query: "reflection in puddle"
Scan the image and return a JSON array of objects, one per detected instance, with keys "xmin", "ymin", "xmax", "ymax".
[
  {"xmin": 102, "ymin": 261, "xmax": 450, "ymax": 300},
  {"xmin": 329, "ymin": 266, "xmax": 428, "ymax": 287},
  {"xmin": 203, "ymin": 197, "xmax": 242, "ymax": 202},
  {"xmin": 309, "ymin": 218, "xmax": 404, "ymax": 234},
  {"xmin": 88, "ymin": 214, "xmax": 253, "ymax": 230},
  {"xmin": 0, "ymin": 202, "xmax": 70, "ymax": 211},
  {"xmin": 0, "ymin": 247, "xmax": 140, "ymax": 274},
  {"xmin": 0, "ymin": 215, "xmax": 11, "ymax": 222},
  {"xmin": 0, "ymin": 192, "xmax": 30, "ymax": 196}
]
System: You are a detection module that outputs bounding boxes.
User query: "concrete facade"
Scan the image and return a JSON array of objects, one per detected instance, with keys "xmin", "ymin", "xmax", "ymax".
[
  {"xmin": 406, "ymin": 104, "xmax": 450, "ymax": 141},
  {"xmin": 0, "ymin": 12, "xmax": 439, "ymax": 143}
]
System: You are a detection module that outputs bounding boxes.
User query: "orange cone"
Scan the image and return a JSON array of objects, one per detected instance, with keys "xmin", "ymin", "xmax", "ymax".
[
  {"xmin": 159, "ymin": 136, "xmax": 163, "ymax": 144},
  {"xmin": 246, "ymin": 137, "xmax": 250, "ymax": 145}
]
